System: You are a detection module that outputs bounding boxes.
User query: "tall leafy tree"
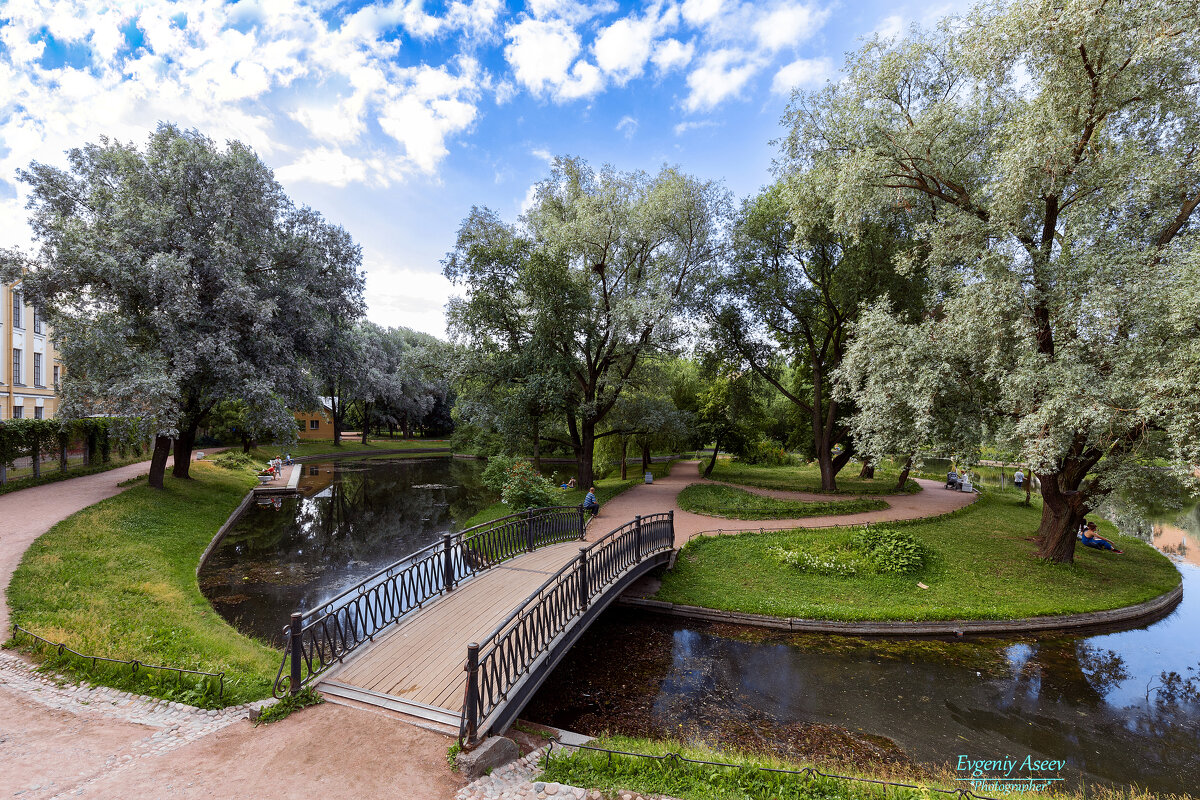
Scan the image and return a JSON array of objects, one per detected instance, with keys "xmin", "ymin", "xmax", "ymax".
[
  {"xmin": 445, "ymin": 157, "xmax": 727, "ymax": 486},
  {"xmin": 707, "ymin": 182, "xmax": 922, "ymax": 490},
  {"xmin": 794, "ymin": 0, "xmax": 1200, "ymax": 560},
  {"xmin": 2, "ymin": 124, "xmax": 364, "ymax": 487}
]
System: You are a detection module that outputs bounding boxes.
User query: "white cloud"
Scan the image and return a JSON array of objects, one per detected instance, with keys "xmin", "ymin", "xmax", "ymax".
[
  {"xmin": 275, "ymin": 147, "xmax": 377, "ymax": 188},
  {"xmin": 874, "ymin": 14, "xmax": 905, "ymax": 40},
  {"xmin": 616, "ymin": 115, "xmax": 638, "ymax": 138},
  {"xmin": 681, "ymin": 0, "xmax": 726, "ymax": 27},
  {"xmin": 504, "ymin": 18, "xmax": 586, "ymax": 98},
  {"xmin": 673, "ymin": 119, "xmax": 719, "ymax": 135},
  {"xmin": 651, "ymin": 38, "xmax": 695, "ymax": 73},
  {"xmin": 593, "ymin": 13, "xmax": 659, "ymax": 84},
  {"xmin": 770, "ymin": 56, "xmax": 832, "ymax": 95},
  {"xmin": 684, "ymin": 49, "xmax": 761, "ymax": 112},
  {"xmin": 531, "ymin": 148, "xmax": 554, "ymax": 163},
  {"xmin": 363, "ymin": 259, "xmax": 460, "ymax": 339},
  {"xmin": 753, "ymin": 3, "xmax": 829, "ymax": 51}
]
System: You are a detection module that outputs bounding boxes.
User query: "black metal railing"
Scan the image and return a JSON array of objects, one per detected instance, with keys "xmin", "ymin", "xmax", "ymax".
[
  {"xmin": 273, "ymin": 505, "xmax": 585, "ymax": 697},
  {"xmin": 542, "ymin": 739, "xmax": 1006, "ymax": 800},
  {"xmin": 461, "ymin": 511, "xmax": 674, "ymax": 742},
  {"xmin": 12, "ymin": 625, "xmax": 225, "ymax": 700}
]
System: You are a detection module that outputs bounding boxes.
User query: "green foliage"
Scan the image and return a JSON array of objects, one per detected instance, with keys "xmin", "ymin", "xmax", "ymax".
[
  {"xmin": 481, "ymin": 454, "xmax": 520, "ymax": 492},
  {"xmin": 677, "ymin": 483, "xmax": 886, "ymax": 520},
  {"xmin": 447, "ymin": 741, "xmax": 463, "ymax": 771},
  {"xmin": 734, "ymin": 439, "xmax": 794, "ymax": 466},
  {"xmin": 255, "ymin": 688, "xmax": 324, "ymax": 724},
  {"xmin": 852, "ymin": 526, "xmax": 925, "ymax": 574},
  {"xmin": 211, "ymin": 451, "xmax": 261, "ymax": 471},
  {"xmin": 499, "ymin": 460, "xmax": 560, "ymax": 510},
  {"xmin": 8, "ymin": 462, "xmax": 281, "ymax": 705},
  {"xmin": 657, "ymin": 493, "xmax": 1181, "ymax": 621},
  {"xmin": 708, "ymin": 459, "xmax": 920, "ymax": 495}
]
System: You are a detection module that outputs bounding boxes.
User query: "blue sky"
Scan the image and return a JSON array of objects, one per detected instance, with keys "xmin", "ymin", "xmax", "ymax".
[{"xmin": 0, "ymin": 0, "xmax": 967, "ymax": 336}]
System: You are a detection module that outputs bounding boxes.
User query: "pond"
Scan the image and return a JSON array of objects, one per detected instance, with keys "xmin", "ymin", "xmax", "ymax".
[
  {"xmin": 199, "ymin": 457, "xmax": 491, "ymax": 646},
  {"xmin": 523, "ymin": 503, "xmax": 1200, "ymax": 795}
]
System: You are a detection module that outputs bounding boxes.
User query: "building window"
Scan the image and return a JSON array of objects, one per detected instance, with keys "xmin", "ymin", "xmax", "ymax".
[
  {"xmin": 12, "ymin": 349, "xmax": 21, "ymax": 385},
  {"xmin": 33, "ymin": 308, "xmax": 42, "ymax": 335},
  {"xmin": 12, "ymin": 406, "xmax": 23, "ymax": 419},
  {"xmin": 310, "ymin": 419, "xmax": 320, "ymax": 430},
  {"xmin": 12, "ymin": 291, "xmax": 21, "ymax": 329},
  {"xmin": 309, "ymin": 466, "xmax": 319, "ymax": 476},
  {"xmin": 34, "ymin": 406, "xmax": 43, "ymax": 419},
  {"xmin": 53, "ymin": 365, "xmax": 60, "ymax": 389},
  {"xmin": 33, "ymin": 352, "xmax": 42, "ymax": 387}
]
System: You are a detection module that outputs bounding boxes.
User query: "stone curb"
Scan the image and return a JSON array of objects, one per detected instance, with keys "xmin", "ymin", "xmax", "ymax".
[{"xmin": 617, "ymin": 582, "xmax": 1183, "ymax": 636}]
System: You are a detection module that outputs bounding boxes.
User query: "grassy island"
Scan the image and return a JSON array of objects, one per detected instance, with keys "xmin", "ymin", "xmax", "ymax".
[
  {"xmin": 655, "ymin": 492, "xmax": 1181, "ymax": 621},
  {"xmin": 676, "ymin": 483, "xmax": 887, "ymax": 520}
]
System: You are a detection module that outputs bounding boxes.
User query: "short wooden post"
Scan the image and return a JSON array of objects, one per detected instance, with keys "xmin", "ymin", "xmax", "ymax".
[
  {"xmin": 31, "ymin": 441, "xmax": 40, "ymax": 478},
  {"xmin": 634, "ymin": 515, "xmax": 643, "ymax": 559},
  {"xmin": 526, "ymin": 507, "xmax": 536, "ymax": 552},
  {"xmin": 289, "ymin": 613, "xmax": 303, "ymax": 696},
  {"xmin": 577, "ymin": 547, "xmax": 589, "ymax": 610},
  {"xmin": 464, "ymin": 643, "xmax": 480, "ymax": 743},
  {"xmin": 442, "ymin": 533, "xmax": 455, "ymax": 592}
]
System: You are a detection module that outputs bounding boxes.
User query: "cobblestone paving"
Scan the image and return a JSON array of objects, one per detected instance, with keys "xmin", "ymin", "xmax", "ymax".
[
  {"xmin": 0, "ymin": 650, "xmax": 262, "ymax": 798},
  {"xmin": 457, "ymin": 747, "xmax": 678, "ymax": 800}
]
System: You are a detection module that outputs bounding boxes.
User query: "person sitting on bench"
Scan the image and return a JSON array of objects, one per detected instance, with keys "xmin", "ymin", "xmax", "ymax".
[
  {"xmin": 1080, "ymin": 522, "xmax": 1122, "ymax": 553},
  {"xmin": 583, "ymin": 486, "xmax": 600, "ymax": 517},
  {"xmin": 946, "ymin": 470, "xmax": 960, "ymax": 490}
]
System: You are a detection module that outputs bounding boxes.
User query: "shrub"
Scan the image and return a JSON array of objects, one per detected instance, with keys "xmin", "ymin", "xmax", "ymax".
[
  {"xmin": 481, "ymin": 454, "xmax": 519, "ymax": 492},
  {"xmin": 734, "ymin": 438, "xmax": 793, "ymax": 466},
  {"xmin": 499, "ymin": 459, "xmax": 559, "ymax": 509},
  {"xmin": 852, "ymin": 526, "xmax": 925, "ymax": 574},
  {"xmin": 211, "ymin": 451, "xmax": 259, "ymax": 471}
]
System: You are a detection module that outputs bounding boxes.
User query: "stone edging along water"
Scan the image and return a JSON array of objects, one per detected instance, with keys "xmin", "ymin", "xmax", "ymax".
[{"xmin": 618, "ymin": 581, "xmax": 1184, "ymax": 636}]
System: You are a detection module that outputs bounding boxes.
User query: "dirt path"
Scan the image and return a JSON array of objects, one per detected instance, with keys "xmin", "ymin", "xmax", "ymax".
[
  {"xmin": 1, "ymin": 452, "xmax": 463, "ymax": 800},
  {"xmin": 591, "ymin": 460, "xmax": 977, "ymax": 543}
]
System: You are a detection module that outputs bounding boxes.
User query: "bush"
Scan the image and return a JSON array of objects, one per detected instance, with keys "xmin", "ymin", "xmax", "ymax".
[
  {"xmin": 499, "ymin": 459, "xmax": 560, "ymax": 509},
  {"xmin": 734, "ymin": 438, "xmax": 793, "ymax": 466},
  {"xmin": 852, "ymin": 526, "xmax": 925, "ymax": 574},
  {"xmin": 211, "ymin": 452, "xmax": 259, "ymax": 471},
  {"xmin": 481, "ymin": 454, "xmax": 519, "ymax": 492}
]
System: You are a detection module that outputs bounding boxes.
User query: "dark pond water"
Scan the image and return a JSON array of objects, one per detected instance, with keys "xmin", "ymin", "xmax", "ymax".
[
  {"xmin": 524, "ymin": 519, "xmax": 1200, "ymax": 794},
  {"xmin": 199, "ymin": 457, "xmax": 491, "ymax": 645}
]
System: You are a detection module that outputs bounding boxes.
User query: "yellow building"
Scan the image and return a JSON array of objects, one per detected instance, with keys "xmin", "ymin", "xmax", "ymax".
[
  {"xmin": 2, "ymin": 282, "xmax": 62, "ymax": 421},
  {"xmin": 294, "ymin": 399, "xmax": 335, "ymax": 441}
]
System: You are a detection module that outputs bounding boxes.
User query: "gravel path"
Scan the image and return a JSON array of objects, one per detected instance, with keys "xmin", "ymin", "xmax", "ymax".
[{"xmin": 592, "ymin": 460, "xmax": 977, "ymax": 543}]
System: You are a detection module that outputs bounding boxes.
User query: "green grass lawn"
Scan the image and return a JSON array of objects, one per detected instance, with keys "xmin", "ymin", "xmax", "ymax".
[
  {"xmin": 655, "ymin": 492, "xmax": 1181, "ymax": 621},
  {"xmin": 707, "ymin": 459, "xmax": 920, "ymax": 495},
  {"xmin": 0, "ymin": 454, "xmax": 148, "ymax": 496},
  {"xmin": 539, "ymin": 735, "xmax": 1171, "ymax": 800},
  {"xmin": 241, "ymin": 438, "xmax": 450, "ymax": 460},
  {"xmin": 676, "ymin": 483, "xmax": 888, "ymax": 520},
  {"xmin": 6, "ymin": 461, "xmax": 280, "ymax": 706}
]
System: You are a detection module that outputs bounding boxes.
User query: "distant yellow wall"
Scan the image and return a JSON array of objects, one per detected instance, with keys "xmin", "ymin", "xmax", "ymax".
[
  {"xmin": 1, "ymin": 281, "xmax": 62, "ymax": 421},
  {"xmin": 294, "ymin": 406, "xmax": 334, "ymax": 440}
]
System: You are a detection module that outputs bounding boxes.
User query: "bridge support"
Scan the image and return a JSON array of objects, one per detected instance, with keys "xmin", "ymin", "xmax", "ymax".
[{"xmin": 442, "ymin": 533, "xmax": 455, "ymax": 592}]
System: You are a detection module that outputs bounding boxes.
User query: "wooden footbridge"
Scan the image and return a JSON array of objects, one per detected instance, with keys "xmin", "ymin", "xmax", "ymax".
[{"xmin": 273, "ymin": 506, "xmax": 675, "ymax": 743}]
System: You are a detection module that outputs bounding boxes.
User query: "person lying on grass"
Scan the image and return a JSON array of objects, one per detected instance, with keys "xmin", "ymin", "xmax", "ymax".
[{"xmin": 1080, "ymin": 521, "xmax": 1123, "ymax": 554}]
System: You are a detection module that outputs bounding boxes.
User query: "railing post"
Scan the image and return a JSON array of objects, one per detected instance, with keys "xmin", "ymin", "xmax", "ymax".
[
  {"xmin": 668, "ymin": 509, "xmax": 675, "ymax": 547},
  {"xmin": 578, "ymin": 505, "xmax": 585, "ymax": 539},
  {"xmin": 634, "ymin": 515, "xmax": 643, "ymax": 559},
  {"xmin": 577, "ymin": 547, "xmax": 589, "ymax": 611},
  {"xmin": 464, "ymin": 642, "xmax": 480, "ymax": 743},
  {"xmin": 526, "ymin": 507, "xmax": 536, "ymax": 552},
  {"xmin": 289, "ymin": 613, "xmax": 303, "ymax": 696},
  {"xmin": 442, "ymin": 532, "xmax": 455, "ymax": 592}
]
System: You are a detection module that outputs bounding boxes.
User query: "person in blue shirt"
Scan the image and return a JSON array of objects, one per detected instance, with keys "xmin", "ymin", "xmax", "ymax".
[{"xmin": 583, "ymin": 487, "xmax": 599, "ymax": 516}]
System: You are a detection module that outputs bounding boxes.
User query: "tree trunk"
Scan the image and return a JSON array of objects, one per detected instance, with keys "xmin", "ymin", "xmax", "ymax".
[
  {"xmin": 32, "ymin": 441, "xmax": 41, "ymax": 478},
  {"xmin": 532, "ymin": 416, "xmax": 541, "ymax": 472},
  {"xmin": 1024, "ymin": 467, "xmax": 1033, "ymax": 506},
  {"xmin": 403, "ymin": 417, "xmax": 412, "ymax": 439},
  {"xmin": 172, "ymin": 426, "xmax": 196, "ymax": 478},
  {"xmin": 241, "ymin": 435, "xmax": 252, "ymax": 453},
  {"xmin": 576, "ymin": 419, "xmax": 596, "ymax": 487},
  {"xmin": 148, "ymin": 435, "xmax": 172, "ymax": 489},
  {"xmin": 641, "ymin": 443, "xmax": 651, "ymax": 476},
  {"xmin": 858, "ymin": 462, "xmax": 874, "ymax": 479},
  {"xmin": 896, "ymin": 455, "xmax": 913, "ymax": 491},
  {"xmin": 361, "ymin": 402, "xmax": 370, "ymax": 446},
  {"xmin": 619, "ymin": 437, "xmax": 627, "ymax": 481},
  {"xmin": 1034, "ymin": 471, "xmax": 1085, "ymax": 563},
  {"xmin": 703, "ymin": 439, "xmax": 720, "ymax": 478}
]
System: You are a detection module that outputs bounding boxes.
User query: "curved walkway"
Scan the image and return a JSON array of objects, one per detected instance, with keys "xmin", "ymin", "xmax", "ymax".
[{"xmin": 591, "ymin": 460, "xmax": 977, "ymax": 544}]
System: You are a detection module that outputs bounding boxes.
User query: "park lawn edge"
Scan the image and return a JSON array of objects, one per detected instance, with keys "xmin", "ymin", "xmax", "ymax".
[
  {"xmin": 6, "ymin": 461, "xmax": 281, "ymax": 706},
  {"xmin": 676, "ymin": 482, "xmax": 888, "ymax": 520},
  {"xmin": 654, "ymin": 491, "xmax": 1182, "ymax": 622},
  {"xmin": 707, "ymin": 459, "xmax": 922, "ymax": 496},
  {"xmin": 538, "ymin": 735, "xmax": 1187, "ymax": 800}
]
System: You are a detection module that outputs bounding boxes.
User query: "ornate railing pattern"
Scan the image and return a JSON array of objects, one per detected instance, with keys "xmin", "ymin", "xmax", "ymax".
[
  {"xmin": 273, "ymin": 505, "xmax": 584, "ymax": 697},
  {"xmin": 461, "ymin": 512, "xmax": 674, "ymax": 742}
]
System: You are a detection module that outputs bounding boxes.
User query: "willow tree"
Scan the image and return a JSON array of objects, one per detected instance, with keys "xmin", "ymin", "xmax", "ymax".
[
  {"xmin": 794, "ymin": 0, "xmax": 1200, "ymax": 560},
  {"xmin": 445, "ymin": 157, "xmax": 726, "ymax": 486},
  {"xmin": 3, "ymin": 125, "xmax": 364, "ymax": 488}
]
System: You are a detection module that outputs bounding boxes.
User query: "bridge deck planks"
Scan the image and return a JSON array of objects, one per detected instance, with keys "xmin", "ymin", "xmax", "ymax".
[{"xmin": 326, "ymin": 540, "xmax": 584, "ymax": 714}]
